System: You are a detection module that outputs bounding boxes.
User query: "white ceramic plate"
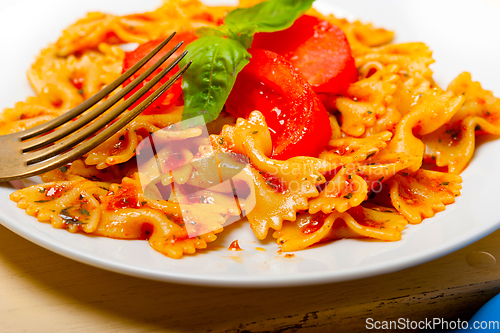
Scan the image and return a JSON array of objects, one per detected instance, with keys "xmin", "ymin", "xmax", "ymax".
[{"xmin": 1, "ymin": 0, "xmax": 500, "ymax": 287}]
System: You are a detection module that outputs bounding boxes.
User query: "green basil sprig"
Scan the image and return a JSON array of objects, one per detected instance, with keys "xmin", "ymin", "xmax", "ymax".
[
  {"xmin": 180, "ymin": 36, "xmax": 250, "ymax": 124},
  {"xmin": 179, "ymin": 0, "xmax": 314, "ymax": 124},
  {"xmin": 225, "ymin": 0, "xmax": 314, "ymax": 44}
]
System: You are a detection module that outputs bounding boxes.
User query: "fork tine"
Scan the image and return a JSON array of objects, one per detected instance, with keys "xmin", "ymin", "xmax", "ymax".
[
  {"xmin": 19, "ymin": 32, "xmax": 178, "ymax": 141},
  {"xmin": 22, "ymin": 40, "xmax": 184, "ymax": 152},
  {"xmin": 25, "ymin": 51, "xmax": 189, "ymax": 165},
  {"xmin": 21, "ymin": 62, "xmax": 192, "ymax": 178}
]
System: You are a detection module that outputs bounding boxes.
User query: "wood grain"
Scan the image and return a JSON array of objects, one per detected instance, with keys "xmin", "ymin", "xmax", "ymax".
[{"xmin": 1, "ymin": 223, "xmax": 500, "ymax": 333}]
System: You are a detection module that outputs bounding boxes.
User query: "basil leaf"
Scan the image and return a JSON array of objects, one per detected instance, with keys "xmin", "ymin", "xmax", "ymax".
[
  {"xmin": 232, "ymin": 32, "xmax": 255, "ymax": 50},
  {"xmin": 225, "ymin": 0, "xmax": 314, "ymax": 35},
  {"xmin": 194, "ymin": 26, "xmax": 227, "ymax": 38},
  {"xmin": 180, "ymin": 0, "xmax": 315, "ymax": 124},
  {"xmin": 180, "ymin": 36, "xmax": 251, "ymax": 124}
]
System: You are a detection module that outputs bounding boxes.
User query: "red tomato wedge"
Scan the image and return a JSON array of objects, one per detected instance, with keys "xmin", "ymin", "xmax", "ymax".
[
  {"xmin": 225, "ymin": 49, "xmax": 332, "ymax": 160},
  {"xmin": 122, "ymin": 31, "xmax": 197, "ymax": 114},
  {"xmin": 252, "ymin": 15, "xmax": 358, "ymax": 95}
]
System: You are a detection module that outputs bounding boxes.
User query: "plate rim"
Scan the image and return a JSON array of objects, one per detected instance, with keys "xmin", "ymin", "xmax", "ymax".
[{"xmin": 1, "ymin": 0, "xmax": 500, "ymax": 288}]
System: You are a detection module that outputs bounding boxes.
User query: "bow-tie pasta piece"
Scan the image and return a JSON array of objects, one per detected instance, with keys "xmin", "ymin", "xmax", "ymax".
[
  {"xmin": 340, "ymin": 204, "xmax": 408, "ymax": 241},
  {"xmin": 336, "ymin": 43, "xmax": 435, "ymax": 138},
  {"xmin": 0, "ymin": 96, "xmax": 61, "ymax": 135},
  {"xmin": 309, "ymin": 166, "xmax": 368, "ymax": 214},
  {"xmin": 273, "ymin": 212, "xmax": 342, "ymax": 252},
  {"xmin": 212, "ymin": 111, "xmax": 331, "ymax": 239},
  {"xmin": 98, "ymin": 176, "xmax": 230, "ymax": 258},
  {"xmin": 379, "ymin": 89, "xmax": 463, "ymax": 171},
  {"xmin": 352, "ymin": 153, "xmax": 419, "ymax": 192},
  {"xmin": 356, "ymin": 43, "xmax": 434, "ymax": 81},
  {"xmin": 274, "ymin": 204, "xmax": 407, "ymax": 251},
  {"xmin": 55, "ymin": 1, "xmax": 223, "ymax": 56},
  {"xmin": 422, "ymin": 73, "xmax": 500, "ymax": 174},
  {"xmin": 319, "ymin": 131, "xmax": 392, "ymax": 167},
  {"xmin": 100, "ymin": 176, "xmax": 181, "ymax": 217},
  {"xmin": 93, "ymin": 208, "xmax": 217, "ymax": 259},
  {"xmin": 311, "ymin": 150, "xmax": 417, "ymax": 215},
  {"xmin": 40, "ymin": 159, "xmax": 128, "ymax": 183},
  {"xmin": 85, "ymin": 112, "xmax": 196, "ymax": 169},
  {"xmin": 388, "ymin": 170, "xmax": 462, "ymax": 224},
  {"xmin": 10, "ymin": 177, "xmax": 106, "ymax": 233},
  {"xmin": 325, "ymin": 14, "xmax": 394, "ymax": 56},
  {"xmin": 336, "ymin": 65, "xmax": 400, "ymax": 137}
]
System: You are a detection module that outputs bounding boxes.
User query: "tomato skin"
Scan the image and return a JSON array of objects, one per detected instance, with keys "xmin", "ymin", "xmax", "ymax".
[
  {"xmin": 252, "ymin": 15, "xmax": 358, "ymax": 95},
  {"xmin": 122, "ymin": 31, "xmax": 197, "ymax": 114},
  {"xmin": 226, "ymin": 49, "xmax": 332, "ymax": 160}
]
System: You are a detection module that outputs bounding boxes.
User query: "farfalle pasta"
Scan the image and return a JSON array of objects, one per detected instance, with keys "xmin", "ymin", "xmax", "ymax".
[
  {"xmin": 3, "ymin": 0, "xmax": 499, "ymax": 258},
  {"xmin": 212, "ymin": 112, "xmax": 331, "ymax": 239}
]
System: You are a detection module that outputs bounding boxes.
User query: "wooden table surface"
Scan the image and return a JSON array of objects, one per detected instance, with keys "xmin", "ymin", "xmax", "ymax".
[{"xmin": 1, "ymin": 222, "xmax": 500, "ymax": 333}]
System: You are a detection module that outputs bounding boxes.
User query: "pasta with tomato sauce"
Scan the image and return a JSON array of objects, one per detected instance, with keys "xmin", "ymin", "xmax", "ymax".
[{"xmin": 3, "ymin": 0, "xmax": 500, "ymax": 259}]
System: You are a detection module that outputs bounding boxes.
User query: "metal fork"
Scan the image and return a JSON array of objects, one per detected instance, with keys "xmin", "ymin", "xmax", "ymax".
[{"xmin": 0, "ymin": 32, "xmax": 192, "ymax": 182}]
